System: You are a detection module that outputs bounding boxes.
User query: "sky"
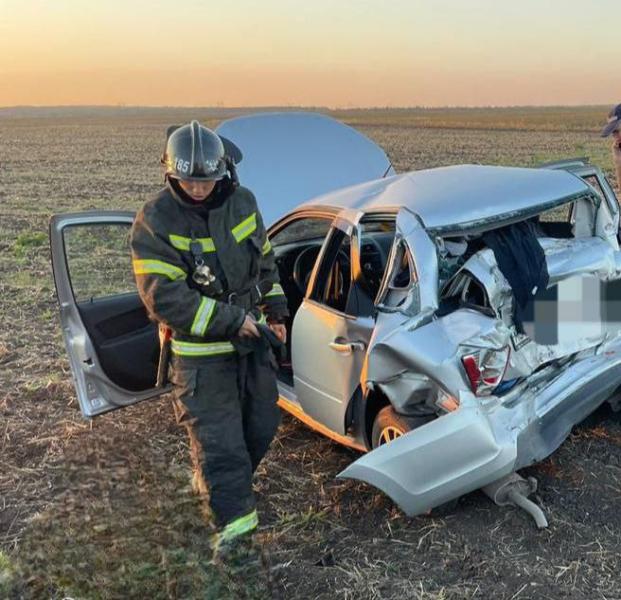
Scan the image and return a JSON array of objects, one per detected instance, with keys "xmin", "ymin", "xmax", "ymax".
[{"xmin": 0, "ymin": 0, "xmax": 619, "ymax": 107}]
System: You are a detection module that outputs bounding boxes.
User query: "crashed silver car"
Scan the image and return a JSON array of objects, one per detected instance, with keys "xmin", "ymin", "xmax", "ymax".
[{"xmin": 50, "ymin": 112, "xmax": 621, "ymax": 527}]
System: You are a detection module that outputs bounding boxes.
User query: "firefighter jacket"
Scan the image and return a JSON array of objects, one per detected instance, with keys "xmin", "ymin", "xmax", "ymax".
[{"xmin": 130, "ymin": 181, "xmax": 288, "ymax": 361}]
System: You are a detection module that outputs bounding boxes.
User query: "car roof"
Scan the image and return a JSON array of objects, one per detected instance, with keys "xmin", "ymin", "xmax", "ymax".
[{"xmin": 300, "ymin": 164, "xmax": 591, "ymax": 230}]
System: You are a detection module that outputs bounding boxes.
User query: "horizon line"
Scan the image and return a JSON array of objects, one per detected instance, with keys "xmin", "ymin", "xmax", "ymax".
[{"xmin": 0, "ymin": 103, "xmax": 612, "ymax": 112}]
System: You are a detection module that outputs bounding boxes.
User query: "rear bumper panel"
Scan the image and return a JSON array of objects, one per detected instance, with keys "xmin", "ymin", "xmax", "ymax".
[{"xmin": 339, "ymin": 337, "xmax": 621, "ymax": 516}]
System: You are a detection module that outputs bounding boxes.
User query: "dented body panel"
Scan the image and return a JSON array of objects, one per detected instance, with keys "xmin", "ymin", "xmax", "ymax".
[
  {"xmin": 338, "ymin": 179, "xmax": 621, "ymax": 516},
  {"xmin": 340, "ymin": 333, "xmax": 621, "ymax": 515}
]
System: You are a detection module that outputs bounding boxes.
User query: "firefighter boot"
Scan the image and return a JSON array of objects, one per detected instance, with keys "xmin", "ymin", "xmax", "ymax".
[{"xmin": 210, "ymin": 509, "xmax": 259, "ymax": 565}]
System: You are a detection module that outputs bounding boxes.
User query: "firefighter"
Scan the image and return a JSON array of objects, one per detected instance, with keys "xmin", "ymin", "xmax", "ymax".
[
  {"xmin": 129, "ymin": 120, "xmax": 288, "ymax": 557},
  {"xmin": 601, "ymin": 103, "xmax": 621, "ymax": 191}
]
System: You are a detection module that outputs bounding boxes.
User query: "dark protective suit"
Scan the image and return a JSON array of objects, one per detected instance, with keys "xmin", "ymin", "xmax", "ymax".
[
  {"xmin": 612, "ymin": 140, "xmax": 621, "ymax": 193},
  {"xmin": 130, "ymin": 179, "xmax": 288, "ymax": 528}
]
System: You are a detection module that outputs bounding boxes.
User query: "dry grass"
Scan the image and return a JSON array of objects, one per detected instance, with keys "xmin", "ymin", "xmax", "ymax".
[{"xmin": 1, "ymin": 106, "xmax": 621, "ymax": 599}]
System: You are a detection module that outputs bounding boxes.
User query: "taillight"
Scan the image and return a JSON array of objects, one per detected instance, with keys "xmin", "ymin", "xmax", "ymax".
[{"xmin": 461, "ymin": 346, "xmax": 510, "ymax": 396}]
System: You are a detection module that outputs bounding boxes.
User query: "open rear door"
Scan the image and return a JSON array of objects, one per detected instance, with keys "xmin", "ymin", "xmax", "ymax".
[
  {"xmin": 50, "ymin": 212, "xmax": 166, "ymax": 418},
  {"xmin": 216, "ymin": 112, "xmax": 394, "ymax": 226}
]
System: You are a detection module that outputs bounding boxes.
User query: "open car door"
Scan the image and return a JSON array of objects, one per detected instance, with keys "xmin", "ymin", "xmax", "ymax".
[
  {"xmin": 216, "ymin": 112, "xmax": 395, "ymax": 226},
  {"xmin": 50, "ymin": 211, "xmax": 165, "ymax": 418}
]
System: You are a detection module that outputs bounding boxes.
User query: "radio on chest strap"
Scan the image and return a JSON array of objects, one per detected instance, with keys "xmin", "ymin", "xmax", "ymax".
[
  {"xmin": 187, "ymin": 231, "xmax": 274, "ymax": 308},
  {"xmin": 189, "ymin": 237, "xmax": 224, "ymax": 296}
]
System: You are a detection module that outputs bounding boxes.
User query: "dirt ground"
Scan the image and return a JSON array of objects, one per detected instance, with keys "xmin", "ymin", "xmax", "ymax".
[{"xmin": 1, "ymin": 106, "xmax": 621, "ymax": 599}]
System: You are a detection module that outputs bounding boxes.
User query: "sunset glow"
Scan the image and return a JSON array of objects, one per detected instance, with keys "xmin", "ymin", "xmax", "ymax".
[{"xmin": 1, "ymin": 0, "xmax": 619, "ymax": 107}]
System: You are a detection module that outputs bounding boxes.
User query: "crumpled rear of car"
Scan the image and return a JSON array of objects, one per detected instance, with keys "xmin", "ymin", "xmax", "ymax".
[{"xmin": 339, "ymin": 205, "xmax": 621, "ymax": 516}]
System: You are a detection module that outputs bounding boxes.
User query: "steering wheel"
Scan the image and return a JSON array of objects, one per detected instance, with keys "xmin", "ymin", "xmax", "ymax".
[
  {"xmin": 293, "ymin": 245, "xmax": 321, "ymax": 293},
  {"xmin": 292, "ymin": 245, "xmax": 351, "ymax": 295}
]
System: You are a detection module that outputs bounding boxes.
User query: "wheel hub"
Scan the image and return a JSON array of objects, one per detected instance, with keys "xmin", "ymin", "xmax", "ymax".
[{"xmin": 378, "ymin": 425, "xmax": 404, "ymax": 445}]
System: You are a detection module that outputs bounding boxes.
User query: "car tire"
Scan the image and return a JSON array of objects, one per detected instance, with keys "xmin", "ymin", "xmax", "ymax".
[
  {"xmin": 371, "ymin": 406, "xmax": 432, "ymax": 448},
  {"xmin": 370, "ymin": 405, "xmax": 459, "ymax": 517}
]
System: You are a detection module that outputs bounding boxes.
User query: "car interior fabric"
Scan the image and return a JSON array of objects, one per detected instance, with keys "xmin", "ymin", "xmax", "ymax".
[{"xmin": 77, "ymin": 294, "xmax": 159, "ymax": 390}]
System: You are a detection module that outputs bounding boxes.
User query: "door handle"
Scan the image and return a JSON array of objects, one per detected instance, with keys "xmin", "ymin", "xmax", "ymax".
[{"xmin": 329, "ymin": 340, "xmax": 366, "ymax": 354}]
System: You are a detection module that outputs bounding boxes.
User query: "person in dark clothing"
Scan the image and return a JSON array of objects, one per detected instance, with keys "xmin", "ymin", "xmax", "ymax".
[
  {"xmin": 129, "ymin": 120, "xmax": 288, "ymax": 556},
  {"xmin": 601, "ymin": 104, "xmax": 621, "ymax": 191}
]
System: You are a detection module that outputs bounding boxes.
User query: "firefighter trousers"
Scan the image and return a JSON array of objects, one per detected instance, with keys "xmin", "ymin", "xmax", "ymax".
[{"xmin": 171, "ymin": 347, "xmax": 281, "ymax": 527}]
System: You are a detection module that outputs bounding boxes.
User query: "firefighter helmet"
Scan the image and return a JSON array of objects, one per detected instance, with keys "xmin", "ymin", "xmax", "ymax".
[{"xmin": 161, "ymin": 120, "xmax": 228, "ymax": 181}]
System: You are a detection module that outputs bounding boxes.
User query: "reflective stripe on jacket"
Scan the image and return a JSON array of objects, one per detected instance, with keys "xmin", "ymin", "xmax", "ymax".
[{"xmin": 129, "ymin": 182, "xmax": 288, "ymax": 359}]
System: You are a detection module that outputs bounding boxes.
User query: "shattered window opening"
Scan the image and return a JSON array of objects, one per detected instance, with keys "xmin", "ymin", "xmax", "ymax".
[
  {"xmin": 376, "ymin": 238, "xmax": 420, "ymax": 312},
  {"xmin": 310, "ymin": 228, "xmax": 353, "ymax": 314},
  {"xmin": 390, "ymin": 240, "xmax": 416, "ymax": 290},
  {"xmin": 358, "ymin": 218, "xmax": 396, "ymax": 303}
]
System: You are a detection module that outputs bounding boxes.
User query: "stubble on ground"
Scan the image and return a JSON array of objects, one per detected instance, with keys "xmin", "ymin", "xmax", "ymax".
[{"xmin": 1, "ymin": 106, "xmax": 620, "ymax": 599}]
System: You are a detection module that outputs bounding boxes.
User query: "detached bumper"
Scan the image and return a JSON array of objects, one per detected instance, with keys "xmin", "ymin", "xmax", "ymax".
[
  {"xmin": 340, "ymin": 336, "xmax": 621, "ymax": 517},
  {"xmin": 338, "ymin": 405, "xmax": 516, "ymax": 516}
]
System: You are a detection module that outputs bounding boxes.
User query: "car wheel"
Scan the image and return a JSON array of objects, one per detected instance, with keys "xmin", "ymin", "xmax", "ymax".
[
  {"xmin": 371, "ymin": 406, "xmax": 431, "ymax": 448},
  {"xmin": 370, "ymin": 406, "xmax": 459, "ymax": 517}
]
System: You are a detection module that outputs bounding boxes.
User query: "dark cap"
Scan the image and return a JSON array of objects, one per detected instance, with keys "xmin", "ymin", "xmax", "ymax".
[{"xmin": 601, "ymin": 104, "xmax": 621, "ymax": 137}]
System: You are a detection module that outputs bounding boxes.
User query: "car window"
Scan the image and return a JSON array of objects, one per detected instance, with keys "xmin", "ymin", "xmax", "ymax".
[
  {"xmin": 271, "ymin": 217, "xmax": 333, "ymax": 246},
  {"xmin": 582, "ymin": 174, "xmax": 606, "ymax": 200},
  {"xmin": 63, "ymin": 223, "xmax": 136, "ymax": 302},
  {"xmin": 376, "ymin": 238, "xmax": 419, "ymax": 312},
  {"xmin": 533, "ymin": 202, "xmax": 576, "ymax": 238},
  {"xmin": 358, "ymin": 220, "xmax": 396, "ymax": 301},
  {"xmin": 310, "ymin": 228, "xmax": 352, "ymax": 313},
  {"xmin": 537, "ymin": 203, "xmax": 572, "ymax": 224},
  {"xmin": 388, "ymin": 239, "xmax": 417, "ymax": 290}
]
